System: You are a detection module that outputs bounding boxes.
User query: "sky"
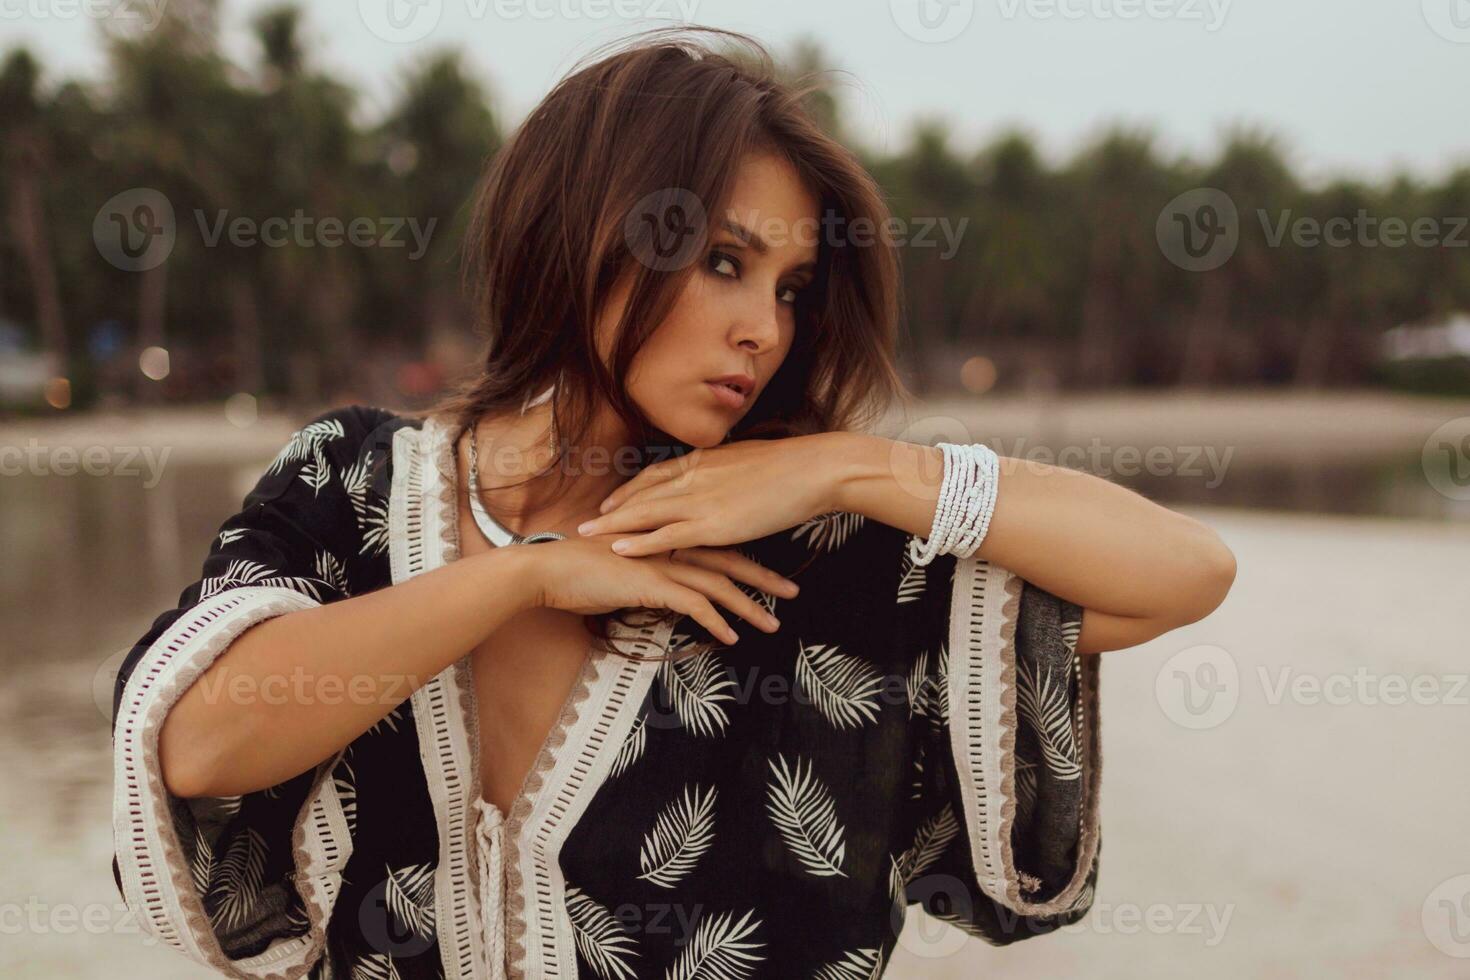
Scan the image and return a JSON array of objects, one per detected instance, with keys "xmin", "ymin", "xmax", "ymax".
[{"xmin": 3, "ymin": 0, "xmax": 1469, "ymax": 184}]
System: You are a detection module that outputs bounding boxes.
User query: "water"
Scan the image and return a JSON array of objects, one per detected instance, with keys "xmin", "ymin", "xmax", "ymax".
[{"xmin": 2, "ymin": 450, "xmax": 1465, "ymax": 978}]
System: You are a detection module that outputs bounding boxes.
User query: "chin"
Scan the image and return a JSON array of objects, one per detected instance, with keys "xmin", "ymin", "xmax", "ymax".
[
  {"xmin": 668, "ymin": 423, "xmax": 728, "ymax": 449},
  {"xmin": 645, "ymin": 407, "xmax": 730, "ymax": 450}
]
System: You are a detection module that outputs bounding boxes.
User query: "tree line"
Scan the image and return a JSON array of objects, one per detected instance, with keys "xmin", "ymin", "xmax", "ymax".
[{"xmin": 2, "ymin": 2, "xmax": 1467, "ymax": 409}]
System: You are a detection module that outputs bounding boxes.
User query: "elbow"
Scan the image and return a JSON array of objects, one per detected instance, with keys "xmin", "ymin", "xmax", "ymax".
[
  {"xmin": 159, "ymin": 709, "xmax": 229, "ymax": 800},
  {"xmin": 1170, "ymin": 523, "xmax": 1237, "ymax": 627}
]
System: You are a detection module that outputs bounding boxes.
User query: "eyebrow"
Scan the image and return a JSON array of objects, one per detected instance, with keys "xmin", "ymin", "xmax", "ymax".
[{"xmin": 720, "ymin": 218, "xmax": 817, "ymax": 273}]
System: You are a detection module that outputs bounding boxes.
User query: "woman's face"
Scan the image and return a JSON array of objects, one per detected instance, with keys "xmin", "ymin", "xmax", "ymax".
[{"xmin": 606, "ymin": 152, "xmax": 821, "ymax": 449}]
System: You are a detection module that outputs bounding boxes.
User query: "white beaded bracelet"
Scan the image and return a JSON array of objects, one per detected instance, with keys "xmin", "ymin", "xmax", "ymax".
[
  {"xmin": 910, "ymin": 442, "xmax": 1001, "ymax": 567},
  {"xmin": 909, "ymin": 443, "xmax": 960, "ymax": 566}
]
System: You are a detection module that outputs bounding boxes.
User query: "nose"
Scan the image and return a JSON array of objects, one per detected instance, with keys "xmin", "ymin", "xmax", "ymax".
[{"xmin": 731, "ymin": 292, "xmax": 783, "ymax": 355}]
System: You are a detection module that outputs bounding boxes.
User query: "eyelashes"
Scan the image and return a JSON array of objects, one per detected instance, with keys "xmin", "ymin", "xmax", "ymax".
[{"xmin": 707, "ymin": 249, "xmax": 806, "ymax": 306}]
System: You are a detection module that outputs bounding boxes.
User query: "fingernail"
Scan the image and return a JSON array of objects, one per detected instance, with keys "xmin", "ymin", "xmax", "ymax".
[
  {"xmin": 577, "ymin": 521, "xmax": 595, "ymax": 534},
  {"xmin": 724, "ymin": 627, "xmax": 739, "ymax": 644},
  {"xmin": 611, "ymin": 539, "xmax": 629, "ymax": 553},
  {"xmin": 765, "ymin": 614, "xmax": 781, "ymax": 630}
]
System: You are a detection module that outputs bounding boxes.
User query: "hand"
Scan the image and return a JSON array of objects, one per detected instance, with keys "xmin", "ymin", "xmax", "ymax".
[
  {"xmin": 521, "ymin": 533, "xmax": 798, "ymax": 645},
  {"xmin": 573, "ymin": 434, "xmax": 847, "ymax": 557}
]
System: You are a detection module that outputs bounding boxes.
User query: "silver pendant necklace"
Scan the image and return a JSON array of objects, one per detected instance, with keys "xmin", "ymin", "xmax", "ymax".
[{"xmin": 465, "ymin": 416, "xmax": 567, "ymax": 547}]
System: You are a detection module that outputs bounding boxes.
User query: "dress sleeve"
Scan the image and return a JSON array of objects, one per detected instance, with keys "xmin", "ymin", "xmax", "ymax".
[
  {"xmin": 888, "ymin": 524, "xmax": 1102, "ymax": 946},
  {"xmin": 109, "ymin": 406, "xmax": 379, "ymax": 979}
]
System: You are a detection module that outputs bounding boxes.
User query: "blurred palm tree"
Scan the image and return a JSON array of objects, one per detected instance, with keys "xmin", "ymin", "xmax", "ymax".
[
  {"xmin": 371, "ymin": 49, "xmax": 499, "ymax": 363},
  {"xmin": 1180, "ymin": 128, "xmax": 1297, "ymax": 386},
  {"xmin": 0, "ymin": 50, "xmax": 66, "ymax": 378},
  {"xmin": 1065, "ymin": 127, "xmax": 1172, "ymax": 387}
]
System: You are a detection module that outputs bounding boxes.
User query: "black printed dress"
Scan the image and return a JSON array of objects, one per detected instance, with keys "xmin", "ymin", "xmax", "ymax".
[{"xmin": 110, "ymin": 405, "xmax": 1102, "ymax": 980}]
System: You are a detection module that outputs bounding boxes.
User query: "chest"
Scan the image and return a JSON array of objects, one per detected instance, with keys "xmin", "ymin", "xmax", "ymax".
[{"xmin": 453, "ymin": 485, "xmax": 597, "ymax": 815}]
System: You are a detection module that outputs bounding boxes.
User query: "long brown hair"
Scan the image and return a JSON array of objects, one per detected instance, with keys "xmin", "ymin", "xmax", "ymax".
[{"xmin": 413, "ymin": 26, "xmax": 907, "ymax": 660}]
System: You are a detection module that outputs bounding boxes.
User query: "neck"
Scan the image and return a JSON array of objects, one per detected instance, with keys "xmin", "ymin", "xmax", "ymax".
[{"xmin": 469, "ymin": 399, "xmax": 634, "ymax": 532}]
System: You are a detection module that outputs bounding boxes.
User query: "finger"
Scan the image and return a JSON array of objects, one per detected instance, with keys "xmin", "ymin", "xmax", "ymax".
[
  {"xmin": 649, "ymin": 580, "xmax": 739, "ymax": 645},
  {"xmin": 663, "ymin": 562, "xmax": 782, "ymax": 635},
  {"xmin": 598, "ymin": 450, "xmax": 700, "ymax": 514},
  {"xmin": 580, "ymin": 493, "xmax": 691, "ymax": 538},
  {"xmin": 597, "ymin": 478, "xmax": 689, "ymax": 521},
  {"xmin": 609, "ymin": 521, "xmax": 705, "ymax": 557},
  {"xmin": 675, "ymin": 547, "xmax": 800, "ymax": 599}
]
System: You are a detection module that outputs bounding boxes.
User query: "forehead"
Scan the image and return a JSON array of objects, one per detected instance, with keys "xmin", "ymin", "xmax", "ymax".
[{"xmin": 721, "ymin": 153, "xmax": 821, "ymax": 256}]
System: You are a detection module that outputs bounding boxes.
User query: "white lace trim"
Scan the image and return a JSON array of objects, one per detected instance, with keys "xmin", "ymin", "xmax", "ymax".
[
  {"xmin": 473, "ymin": 799, "xmax": 508, "ymax": 980},
  {"xmin": 946, "ymin": 557, "xmax": 1102, "ymax": 917},
  {"xmin": 402, "ymin": 414, "xmax": 670, "ymax": 979},
  {"xmin": 112, "ymin": 585, "xmax": 353, "ymax": 979}
]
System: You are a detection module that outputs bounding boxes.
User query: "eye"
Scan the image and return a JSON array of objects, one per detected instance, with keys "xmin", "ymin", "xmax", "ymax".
[
  {"xmin": 708, "ymin": 250, "xmax": 739, "ymax": 278},
  {"xmin": 777, "ymin": 283, "xmax": 802, "ymax": 306}
]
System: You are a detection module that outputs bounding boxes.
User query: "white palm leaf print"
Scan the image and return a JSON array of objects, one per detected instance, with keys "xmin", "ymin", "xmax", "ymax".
[
  {"xmin": 350, "ymin": 952, "xmax": 400, "ymax": 980},
  {"xmin": 199, "ymin": 558, "xmax": 328, "ymax": 602},
  {"xmin": 660, "ymin": 638, "xmax": 736, "ymax": 738},
  {"xmin": 906, "ymin": 650, "xmax": 934, "ymax": 720},
  {"xmin": 609, "ymin": 714, "xmax": 647, "ymax": 778},
  {"xmin": 909, "ymin": 743, "xmax": 926, "ymax": 801},
  {"xmin": 315, "ymin": 549, "xmax": 350, "ymax": 595},
  {"xmin": 266, "ymin": 418, "xmax": 344, "ymax": 489},
  {"xmin": 735, "ymin": 580, "xmax": 778, "ymax": 616},
  {"xmin": 897, "ymin": 806, "xmax": 960, "ymax": 886},
  {"xmin": 790, "ymin": 510, "xmax": 864, "ymax": 553},
  {"xmin": 206, "ymin": 828, "xmax": 267, "ymax": 931},
  {"xmin": 663, "ymin": 907, "xmax": 765, "ymax": 980},
  {"xmin": 213, "ymin": 794, "xmax": 244, "ymax": 819},
  {"xmin": 217, "ymin": 527, "xmax": 247, "ymax": 547},
  {"xmin": 284, "ymin": 901, "xmax": 310, "ymax": 937},
  {"xmin": 384, "ymin": 862, "xmax": 436, "ymax": 941},
  {"xmin": 299, "ymin": 454, "xmax": 331, "ymax": 495},
  {"xmin": 1060, "ymin": 615, "xmax": 1082, "ymax": 653},
  {"xmin": 566, "ymin": 884, "xmax": 640, "ymax": 980},
  {"xmin": 896, "ymin": 535, "xmax": 927, "ymax": 604},
  {"xmin": 1066, "ymin": 880, "xmax": 1096, "ymax": 914},
  {"xmin": 765, "ymin": 753, "xmax": 848, "ymax": 878},
  {"xmin": 342, "ymin": 453, "xmax": 390, "ymax": 557},
  {"xmin": 886, "ymin": 853, "xmax": 905, "ymax": 906},
  {"xmin": 334, "ymin": 755, "xmax": 358, "ymax": 836},
  {"xmin": 907, "ymin": 646, "xmax": 950, "ymax": 728},
  {"xmin": 188, "ymin": 824, "xmax": 215, "ymax": 895},
  {"xmin": 813, "ymin": 946, "xmax": 882, "ymax": 980},
  {"xmin": 637, "ymin": 783, "xmax": 717, "ymax": 888},
  {"xmin": 795, "ymin": 643, "xmax": 883, "ymax": 730},
  {"xmin": 1016, "ymin": 756, "xmax": 1039, "ymax": 824},
  {"xmin": 1015, "ymin": 659, "xmax": 1081, "ymax": 780},
  {"xmin": 932, "ymin": 646, "xmax": 950, "ymax": 725},
  {"xmin": 366, "ymin": 705, "xmax": 402, "ymax": 736}
]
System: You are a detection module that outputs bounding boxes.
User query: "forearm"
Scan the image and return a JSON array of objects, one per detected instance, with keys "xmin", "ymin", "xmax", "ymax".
[
  {"xmin": 160, "ymin": 546, "xmax": 541, "ymax": 798},
  {"xmin": 830, "ymin": 433, "xmax": 1236, "ymax": 636}
]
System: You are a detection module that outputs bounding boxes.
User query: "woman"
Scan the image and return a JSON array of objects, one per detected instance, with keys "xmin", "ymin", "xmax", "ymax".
[{"xmin": 110, "ymin": 28, "xmax": 1235, "ymax": 980}]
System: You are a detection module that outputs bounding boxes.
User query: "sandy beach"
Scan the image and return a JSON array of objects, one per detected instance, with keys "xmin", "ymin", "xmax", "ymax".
[{"xmin": 3, "ymin": 392, "xmax": 1466, "ymax": 977}]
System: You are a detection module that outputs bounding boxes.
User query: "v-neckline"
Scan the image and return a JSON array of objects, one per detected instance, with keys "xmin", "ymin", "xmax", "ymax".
[
  {"xmin": 403, "ymin": 412, "xmax": 679, "ymax": 979},
  {"xmin": 442, "ymin": 420, "xmax": 601, "ymax": 826}
]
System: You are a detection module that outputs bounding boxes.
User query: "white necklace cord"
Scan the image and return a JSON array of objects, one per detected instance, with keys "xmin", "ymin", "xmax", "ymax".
[{"xmin": 466, "ymin": 413, "xmax": 567, "ymax": 546}]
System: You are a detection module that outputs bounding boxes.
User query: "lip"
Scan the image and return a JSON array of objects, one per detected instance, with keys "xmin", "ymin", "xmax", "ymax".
[
  {"xmin": 705, "ymin": 374, "xmax": 755, "ymax": 409},
  {"xmin": 705, "ymin": 380, "xmax": 749, "ymax": 410}
]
